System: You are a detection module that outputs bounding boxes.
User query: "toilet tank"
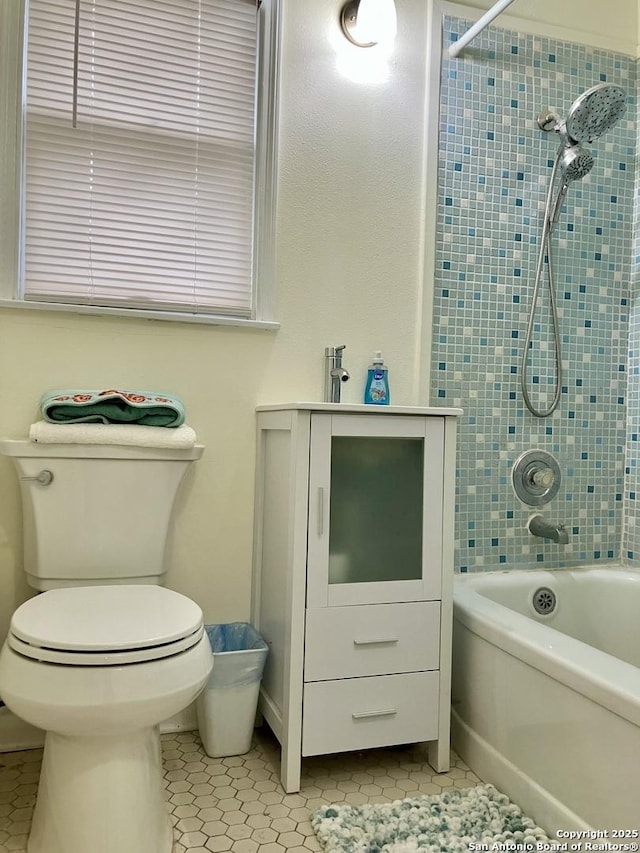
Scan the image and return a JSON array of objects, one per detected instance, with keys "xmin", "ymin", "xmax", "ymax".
[{"xmin": 0, "ymin": 440, "xmax": 204, "ymax": 590}]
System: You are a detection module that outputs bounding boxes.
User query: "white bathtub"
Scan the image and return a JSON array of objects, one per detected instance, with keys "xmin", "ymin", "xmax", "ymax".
[{"xmin": 452, "ymin": 567, "xmax": 640, "ymax": 833}]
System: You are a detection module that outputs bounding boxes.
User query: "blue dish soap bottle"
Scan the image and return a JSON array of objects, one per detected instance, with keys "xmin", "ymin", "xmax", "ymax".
[{"xmin": 364, "ymin": 351, "xmax": 390, "ymax": 405}]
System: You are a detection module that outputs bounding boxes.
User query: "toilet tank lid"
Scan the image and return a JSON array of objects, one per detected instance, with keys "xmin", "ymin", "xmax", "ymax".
[
  {"xmin": 0, "ymin": 439, "xmax": 204, "ymax": 461},
  {"xmin": 10, "ymin": 586, "xmax": 204, "ymax": 652}
]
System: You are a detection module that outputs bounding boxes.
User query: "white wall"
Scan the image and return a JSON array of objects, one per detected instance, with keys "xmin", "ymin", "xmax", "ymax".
[
  {"xmin": 0, "ymin": 0, "xmax": 435, "ymax": 641},
  {"xmin": 0, "ymin": 0, "xmax": 637, "ymax": 642}
]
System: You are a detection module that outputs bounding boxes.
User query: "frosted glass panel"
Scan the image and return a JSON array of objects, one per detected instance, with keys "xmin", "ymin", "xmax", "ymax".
[{"xmin": 328, "ymin": 437, "xmax": 423, "ymax": 585}]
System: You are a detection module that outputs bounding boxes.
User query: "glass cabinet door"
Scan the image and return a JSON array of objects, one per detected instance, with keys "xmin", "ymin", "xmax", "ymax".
[
  {"xmin": 307, "ymin": 414, "xmax": 444, "ymax": 607},
  {"xmin": 328, "ymin": 436, "xmax": 423, "ymax": 586}
]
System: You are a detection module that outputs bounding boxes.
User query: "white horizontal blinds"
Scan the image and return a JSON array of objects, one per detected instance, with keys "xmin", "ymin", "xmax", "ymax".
[{"xmin": 24, "ymin": 0, "xmax": 257, "ymax": 316}]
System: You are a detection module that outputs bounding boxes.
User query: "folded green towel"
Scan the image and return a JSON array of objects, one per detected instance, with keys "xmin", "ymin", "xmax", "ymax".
[{"xmin": 40, "ymin": 389, "xmax": 185, "ymax": 427}]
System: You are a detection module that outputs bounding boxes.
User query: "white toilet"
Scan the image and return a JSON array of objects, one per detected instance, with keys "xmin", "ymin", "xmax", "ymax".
[{"xmin": 0, "ymin": 440, "xmax": 213, "ymax": 853}]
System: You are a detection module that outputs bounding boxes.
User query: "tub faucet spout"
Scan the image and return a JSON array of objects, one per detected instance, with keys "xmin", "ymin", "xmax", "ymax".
[{"xmin": 528, "ymin": 513, "xmax": 569, "ymax": 545}]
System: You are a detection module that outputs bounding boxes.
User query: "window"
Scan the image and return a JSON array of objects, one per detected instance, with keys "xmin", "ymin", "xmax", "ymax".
[{"xmin": 13, "ymin": 0, "xmax": 277, "ymax": 325}]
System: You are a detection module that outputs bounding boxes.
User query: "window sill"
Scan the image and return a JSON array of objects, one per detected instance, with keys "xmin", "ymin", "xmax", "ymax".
[{"xmin": 0, "ymin": 298, "xmax": 280, "ymax": 331}]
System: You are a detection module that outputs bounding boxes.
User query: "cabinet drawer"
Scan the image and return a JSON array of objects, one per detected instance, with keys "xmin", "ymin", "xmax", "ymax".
[
  {"xmin": 304, "ymin": 602, "xmax": 440, "ymax": 681},
  {"xmin": 302, "ymin": 671, "xmax": 439, "ymax": 756}
]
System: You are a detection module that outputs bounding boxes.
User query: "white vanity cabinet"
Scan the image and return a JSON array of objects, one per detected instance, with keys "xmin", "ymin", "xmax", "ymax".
[{"xmin": 251, "ymin": 404, "xmax": 459, "ymax": 793}]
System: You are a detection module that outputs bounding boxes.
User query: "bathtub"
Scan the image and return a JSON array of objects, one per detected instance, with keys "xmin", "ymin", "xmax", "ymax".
[{"xmin": 452, "ymin": 568, "xmax": 640, "ymax": 834}]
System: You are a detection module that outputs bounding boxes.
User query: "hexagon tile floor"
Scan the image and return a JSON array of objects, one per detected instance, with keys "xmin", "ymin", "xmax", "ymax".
[{"xmin": 0, "ymin": 726, "xmax": 482, "ymax": 852}]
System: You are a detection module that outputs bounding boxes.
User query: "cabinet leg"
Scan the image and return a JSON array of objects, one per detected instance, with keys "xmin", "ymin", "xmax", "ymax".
[
  {"xmin": 427, "ymin": 738, "xmax": 450, "ymax": 773},
  {"xmin": 280, "ymin": 744, "xmax": 302, "ymax": 793}
]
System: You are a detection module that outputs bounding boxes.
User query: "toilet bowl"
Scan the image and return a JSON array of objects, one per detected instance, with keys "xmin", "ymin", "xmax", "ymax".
[{"xmin": 0, "ymin": 585, "xmax": 212, "ymax": 853}]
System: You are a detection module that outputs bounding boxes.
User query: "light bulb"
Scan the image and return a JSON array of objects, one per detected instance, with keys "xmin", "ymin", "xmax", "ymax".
[{"xmin": 341, "ymin": 0, "xmax": 397, "ymax": 47}]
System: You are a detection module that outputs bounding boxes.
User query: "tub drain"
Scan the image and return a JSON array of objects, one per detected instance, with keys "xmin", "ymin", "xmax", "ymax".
[{"xmin": 532, "ymin": 586, "xmax": 556, "ymax": 614}]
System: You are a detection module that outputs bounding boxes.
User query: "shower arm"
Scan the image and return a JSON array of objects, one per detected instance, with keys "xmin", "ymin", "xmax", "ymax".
[{"xmin": 538, "ymin": 110, "xmax": 568, "ymax": 140}]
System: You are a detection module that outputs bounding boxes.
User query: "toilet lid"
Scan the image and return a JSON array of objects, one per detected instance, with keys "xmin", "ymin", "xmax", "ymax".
[{"xmin": 9, "ymin": 585, "xmax": 205, "ymax": 666}]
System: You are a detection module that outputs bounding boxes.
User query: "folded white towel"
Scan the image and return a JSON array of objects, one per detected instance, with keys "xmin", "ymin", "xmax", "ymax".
[{"xmin": 29, "ymin": 421, "xmax": 197, "ymax": 449}]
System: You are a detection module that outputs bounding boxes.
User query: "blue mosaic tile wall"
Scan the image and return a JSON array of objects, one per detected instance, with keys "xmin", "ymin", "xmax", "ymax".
[
  {"xmin": 430, "ymin": 18, "xmax": 635, "ymax": 572},
  {"xmin": 623, "ymin": 63, "xmax": 640, "ymax": 563}
]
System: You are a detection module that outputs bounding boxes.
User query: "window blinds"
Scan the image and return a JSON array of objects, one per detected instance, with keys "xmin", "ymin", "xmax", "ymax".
[{"xmin": 24, "ymin": 0, "xmax": 258, "ymax": 317}]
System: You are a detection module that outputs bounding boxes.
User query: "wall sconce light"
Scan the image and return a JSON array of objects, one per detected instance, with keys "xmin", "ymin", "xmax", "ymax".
[{"xmin": 340, "ymin": 0, "xmax": 397, "ymax": 47}]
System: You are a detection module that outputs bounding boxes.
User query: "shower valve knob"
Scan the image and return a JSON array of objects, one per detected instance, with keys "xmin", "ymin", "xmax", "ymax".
[{"xmin": 530, "ymin": 467, "xmax": 554, "ymax": 489}]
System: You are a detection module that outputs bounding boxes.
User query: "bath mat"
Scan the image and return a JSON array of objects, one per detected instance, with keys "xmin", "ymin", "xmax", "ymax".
[{"xmin": 311, "ymin": 784, "xmax": 551, "ymax": 853}]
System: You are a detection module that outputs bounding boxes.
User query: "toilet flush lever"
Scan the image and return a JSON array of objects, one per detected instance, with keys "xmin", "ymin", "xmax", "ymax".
[{"xmin": 21, "ymin": 470, "xmax": 54, "ymax": 486}]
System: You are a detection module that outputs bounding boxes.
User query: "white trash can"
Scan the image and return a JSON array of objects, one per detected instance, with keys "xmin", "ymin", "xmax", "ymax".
[{"xmin": 196, "ymin": 623, "xmax": 268, "ymax": 758}]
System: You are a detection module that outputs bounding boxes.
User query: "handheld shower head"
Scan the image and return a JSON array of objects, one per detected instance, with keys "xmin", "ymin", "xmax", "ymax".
[
  {"xmin": 560, "ymin": 143, "xmax": 594, "ymax": 183},
  {"xmin": 550, "ymin": 143, "xmax": 594, "ymax": 226},
  {"xmin": 566, "ymin": 82, "xmax": 626, "ymax": 144}
]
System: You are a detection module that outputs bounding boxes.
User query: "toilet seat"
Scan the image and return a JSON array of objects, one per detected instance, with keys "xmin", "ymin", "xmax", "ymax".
[{"xmin": 8, "ymin": 585, "xmax": 205, "ymax": 666}]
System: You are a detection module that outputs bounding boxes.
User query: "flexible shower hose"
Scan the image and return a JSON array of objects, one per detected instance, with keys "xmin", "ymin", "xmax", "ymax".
[{"xmin": 520, "ymin": 150, "xmax": 563, "ymax": 417}]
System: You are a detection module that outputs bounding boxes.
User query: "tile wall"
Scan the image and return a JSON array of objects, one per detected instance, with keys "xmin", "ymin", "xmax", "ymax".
[
  {"xmin": 430, "ymin": 18, "xmax": 636, "ymax": 572},
  {"xmin": 623, "ymin": 63, "xmax": 640, "ymax": 562}
]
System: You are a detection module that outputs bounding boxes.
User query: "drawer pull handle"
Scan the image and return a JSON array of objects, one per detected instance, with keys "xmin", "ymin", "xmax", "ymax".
[
  {"xmin": 352, "ymin": 708, "xmax": 398, "ymax": 720},
  {"xmin": 353, "ymin": 637, "xmax": 399, "ymax": 646}
]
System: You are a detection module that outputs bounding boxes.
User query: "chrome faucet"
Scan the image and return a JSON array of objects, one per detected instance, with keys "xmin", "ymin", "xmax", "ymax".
[
  {"xmin": 528, "ymin": 513, "xmax": 569, "ymax": 545},
  {"xmin": 324, "ymin": 345, "xmax": 350, "ymax": 403}
]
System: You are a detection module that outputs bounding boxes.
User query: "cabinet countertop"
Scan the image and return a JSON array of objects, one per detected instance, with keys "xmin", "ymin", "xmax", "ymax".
[{"xmin": 255, "ymin": 402, "xmax": 463, "ymax": 416}]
